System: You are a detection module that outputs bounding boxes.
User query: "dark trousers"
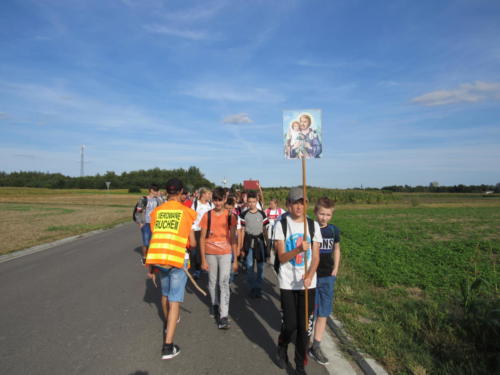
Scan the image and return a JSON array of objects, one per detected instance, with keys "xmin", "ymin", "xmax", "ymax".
[
  {"xmin": 278, "ymin": 288, "xmax": 316, "ymax": 367},
  {"xmin": 190, "ymin": 230, "xmax": 202, "ymax": 271}
]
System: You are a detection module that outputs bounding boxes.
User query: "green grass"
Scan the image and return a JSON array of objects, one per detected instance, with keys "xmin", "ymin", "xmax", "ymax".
[{"xmin": 331, "ymin": 205, "xmax": 500, "ymax": 374}]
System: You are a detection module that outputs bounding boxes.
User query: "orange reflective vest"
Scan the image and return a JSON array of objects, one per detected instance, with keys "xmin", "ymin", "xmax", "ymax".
[{"xmin": 146, "ymin": 200, "xmax": 197, "ymax": 269}]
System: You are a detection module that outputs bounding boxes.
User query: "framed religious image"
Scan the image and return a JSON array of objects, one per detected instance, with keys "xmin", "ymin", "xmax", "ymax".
[{"xmin": 283, "ymin": 109, "xmax": 322, "ymax": 159}]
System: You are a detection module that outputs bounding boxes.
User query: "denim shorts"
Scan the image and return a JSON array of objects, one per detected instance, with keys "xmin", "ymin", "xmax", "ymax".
[
  {"xmin": 141, "ymin": 224, "xmax": 152, "ymax": 248},
  {"xmin": 315, "ymin": 276, "xmax": 336, "ymax": 317},
  {"xmin": 157, "ymin": 262, "xmax": 188, "ymax": 302}
]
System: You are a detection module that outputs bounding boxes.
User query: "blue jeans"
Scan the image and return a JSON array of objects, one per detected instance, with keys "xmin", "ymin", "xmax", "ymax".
[
  {"xmin": 246, "ymin": 247, "xmax": 264, "ymax": 290},
  {"xmin": 141, "ymin": 224, "xmax": 152, "ymax": 248}
]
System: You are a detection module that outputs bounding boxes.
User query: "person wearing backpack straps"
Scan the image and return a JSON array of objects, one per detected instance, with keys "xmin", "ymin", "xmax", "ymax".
[
  {"xmin": 133, "ymin": 184, "xmax": 161, "ymax": 265},
  {"xmin": 199, "ymin": 187, "xmax": 238, "ymax": 329},
  {"xmin": 189, "ymin": 187, "xmax": 213, "ymax": 279},
  {"xmin": 273, "ymin": 187, "xmax": 321, "ymax": 375},
  {"xmin": 239, "ymin": 191, "xmax": 270, "ymax": 298}
]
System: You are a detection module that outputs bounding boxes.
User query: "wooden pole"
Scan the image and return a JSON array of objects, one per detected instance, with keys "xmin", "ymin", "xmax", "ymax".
[{"xmin": 302, "ymin": 157, "xmax": 309, "ymax": 329}]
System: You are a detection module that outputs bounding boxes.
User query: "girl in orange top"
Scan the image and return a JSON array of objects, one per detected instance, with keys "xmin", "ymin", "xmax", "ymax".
[{"xmin": 200, "ymin": 187, "xmax": 238, "ymax": 329}]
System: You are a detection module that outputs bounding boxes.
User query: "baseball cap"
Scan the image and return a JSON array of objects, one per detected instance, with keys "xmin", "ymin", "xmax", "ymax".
[
  {"xmin": 287, "ymin": 187, "xmax": 304, "ymax": 203},
  {"xmin": 165, "ymin": 178, "xmax": 184, "ymax": 194}
]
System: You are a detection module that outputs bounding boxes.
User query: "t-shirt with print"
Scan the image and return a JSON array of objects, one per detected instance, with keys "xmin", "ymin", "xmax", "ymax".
[
  {"xmin": 200, "ymin": 210, "xmax": 237, "ymax": 255},
  {"xmin": 192, "ymin": 201, "xmax": 214, "ymax": 231},
  {"xmin": 274, "ymin": 216, "xmax": 322, "ymax": 290},
  {"xmin": 317, "ymin": 224, "xmax": 341, "ymax": 278}
]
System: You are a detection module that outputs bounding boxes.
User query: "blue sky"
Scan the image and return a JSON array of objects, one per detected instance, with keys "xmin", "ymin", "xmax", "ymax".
[{"xmin": 1, "ymin": 0, "xmax": 499, "ymax": 188}]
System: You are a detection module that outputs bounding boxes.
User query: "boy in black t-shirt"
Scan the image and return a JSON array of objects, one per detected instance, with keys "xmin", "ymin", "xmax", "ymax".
[{"xmin": 309, "ymin": 197, "xmax": 341, "ymax": 366}]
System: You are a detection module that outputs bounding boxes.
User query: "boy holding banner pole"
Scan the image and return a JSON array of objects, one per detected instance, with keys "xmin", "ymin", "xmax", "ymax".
[
  {"xmin": 274, "ymin": 187, "xmax": 321, "ymax": 374},
  {"xmin": 276, "ymin": 109, "xmax": 323, "ymax": 374}
]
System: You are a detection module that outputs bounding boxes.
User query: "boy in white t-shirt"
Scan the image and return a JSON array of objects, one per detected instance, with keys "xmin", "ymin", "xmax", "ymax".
[
  {"xmin": 190, "ymin": 188, "xmax": 213, "ymax": 279},
  {"xmin": 273, "ymin": 187, "xmax": 321, "ymax": 375}
]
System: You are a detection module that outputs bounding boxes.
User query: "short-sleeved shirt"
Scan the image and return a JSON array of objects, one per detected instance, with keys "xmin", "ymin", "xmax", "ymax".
[
  {"xmin": 200, "ymin": 210, "xmax": 237, "ymax": 255},
  {"xmin": 145, "ymin": 197, "xmax": 160, "ymax": 224},
  {"xmin": 265, "ymin": 208, "xmax": 286, "ymax": 238},
  {"xmin": 317, "ymin": 224, "xmax": 341, "ymax": 277},
  {"xmin": 192, "ymin": 200, "xmax": 214, "ymax": 231},
  {"xmin": 240, "ymin": 209, "xmax": 268, "ymax": 236},
  {"xmin": 274, "ymin": 216, "xmax": 322, "ymax": 290}
]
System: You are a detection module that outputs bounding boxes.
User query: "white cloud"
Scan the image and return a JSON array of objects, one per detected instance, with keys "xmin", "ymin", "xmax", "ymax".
[
  {"xmin": 223, "ymin": 113, "xmax": 253, "ymax": 124},
  {"xmin": 411, "ymin": 81, "xmax": 500, "ymax": 106},
  {"xmin": 143, "ymin": 25, "xmax": 210, "ymax": 40}
]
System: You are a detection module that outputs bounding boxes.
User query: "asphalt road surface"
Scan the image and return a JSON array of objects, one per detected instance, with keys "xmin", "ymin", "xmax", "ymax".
[{"xmin": 0, "ymin": 223, "xmax": 357, "ymax": 375}]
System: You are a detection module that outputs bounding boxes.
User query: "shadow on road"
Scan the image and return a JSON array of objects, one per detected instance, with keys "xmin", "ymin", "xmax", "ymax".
[
  {"xmin": 229, "ymin": 265, "xmax": 283, "ymax": 364},
  {"xmin": 133, "ymin": 246, "xmax": 143, "ymax": 257}
]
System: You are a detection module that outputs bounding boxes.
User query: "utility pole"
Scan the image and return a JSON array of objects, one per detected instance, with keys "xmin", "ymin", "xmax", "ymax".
[{"xmin": 80, "ymin": 145, "xmax": 85, "ymax": 177}]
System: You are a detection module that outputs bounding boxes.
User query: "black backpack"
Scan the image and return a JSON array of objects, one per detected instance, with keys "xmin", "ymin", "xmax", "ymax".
[
  {"xmin": 206, "ymin": 209, "xmax": 233, "ymax": 238},
  {"xmin": 273, "ymin": 216, "xmax": 315, "ymax": 274},
  {"xmin": 132, "ymin": 196, "xmax": 148, "ymax": 222}
]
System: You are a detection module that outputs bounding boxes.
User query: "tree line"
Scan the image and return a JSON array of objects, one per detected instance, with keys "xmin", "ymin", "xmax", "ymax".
[{"xmin": 0, "ymin": 167, "xmax": 214, "ymax": 191}]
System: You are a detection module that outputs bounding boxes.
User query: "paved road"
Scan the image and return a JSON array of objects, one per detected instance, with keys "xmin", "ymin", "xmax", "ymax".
[{"xmin": 0, "ymin": 223, "xmax": 358, "ymax": 375}]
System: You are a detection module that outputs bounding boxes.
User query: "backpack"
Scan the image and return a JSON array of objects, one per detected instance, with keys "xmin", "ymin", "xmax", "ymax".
[
  {"xmin": 273, "ymin": 216, "xmax": 316, "ymax": 274},
  {"xmin": 205, "ymin": 209, "xmax": 233, "ymax": 238},
  {"xmin": 132, "ymin": 196, "xmax": 148, "ymax": 222}
]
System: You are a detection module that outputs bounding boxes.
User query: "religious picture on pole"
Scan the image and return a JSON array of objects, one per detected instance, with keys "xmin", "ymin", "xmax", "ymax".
[{"xmin": 283, "ymin": 109, "xmax": 322, "ymax": 159}]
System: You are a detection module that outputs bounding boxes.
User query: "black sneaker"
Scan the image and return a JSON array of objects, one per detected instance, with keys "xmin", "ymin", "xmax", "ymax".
[
  {"xmin": 308, "ymin": 346, "xmax": 329, "ymax": 365},
  {"xmin": 276, "ymin": 344, "xmax": 289, "ymax": 369},
  {"xmin": 161, "ymin": 343, "xmax": 180, "ymax": 360},
  {"xmin": 218, "ymin": 316, "xmax": 230, "ymax": 329},
  {"xmin": 210, "ymin": 305, "xmax": 220, "ymax": 323}
]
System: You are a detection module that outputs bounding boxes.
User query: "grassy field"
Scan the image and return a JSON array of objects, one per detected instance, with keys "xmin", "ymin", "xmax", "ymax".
[
  {"xmin": 1, "ymin": 187, "xmax": 498, "ymax": 373},
  {"xmin": 0, "ymin": 187, "xmax": 140, "ymax": 254},
  {"xmin": 330, "ymin": 196, "xmax": 500, "ymax": 374}
]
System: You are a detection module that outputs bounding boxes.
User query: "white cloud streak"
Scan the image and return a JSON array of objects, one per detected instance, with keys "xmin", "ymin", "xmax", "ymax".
[
  {"xmin": 222, "ymin": 113, "xmax": 253, "ymax": 124},
  {"xmin": 143, "ymin": 25, "xmax": 210, "ymax": 40},
  {"xmin": 411, "ymin": 81, "xmax": 500, "ymax": 106}
]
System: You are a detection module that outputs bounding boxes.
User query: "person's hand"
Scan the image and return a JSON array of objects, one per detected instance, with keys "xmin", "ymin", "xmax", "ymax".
[
  {"xmin": 201, "ymin": 261, "xmax": 209, "ymax": 271},
  {"xmin": 232, "ymin": 261, "xmax": 238, "ymax": 273},
  {"xmin": 303, "ymin": 275, "xmax": 312, "ymax": 288},
  {"xmin": 296, "ymin": 237, "xmax": 310, "ymax": 253},
  {"xmin": 331, "ymin": 269, "xmax": 338, "ymax": 277},
  {"xmin": 139, "ymin": 223, "xmax": 144, "ymax": 228}
]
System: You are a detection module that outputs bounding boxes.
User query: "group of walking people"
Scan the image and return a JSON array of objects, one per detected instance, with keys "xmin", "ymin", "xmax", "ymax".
[{"xmin": 134, "ymin": 179, "xmax": 341, "ymax": 375}]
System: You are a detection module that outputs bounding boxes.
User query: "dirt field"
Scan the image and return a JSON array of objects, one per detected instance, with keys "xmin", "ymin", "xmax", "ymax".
[{"xmin": 0, "ymin": 188, "xmax": 140, "ymax": 254}]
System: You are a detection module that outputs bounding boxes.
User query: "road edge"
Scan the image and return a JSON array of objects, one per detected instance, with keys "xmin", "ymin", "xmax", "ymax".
[
  {"xmin": 327, "ymin": 316, "xmax": 388, "ymax": 375},
  {"xmin": 0, "ymin": 221, "xmax": 131, "ymax": 264}
]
